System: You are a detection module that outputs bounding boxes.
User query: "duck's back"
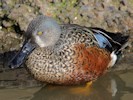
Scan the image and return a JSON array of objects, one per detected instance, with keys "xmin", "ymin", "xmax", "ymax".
[{"xmin": 26, "ymin": 24, "xmax": 128, "ymax": 85}]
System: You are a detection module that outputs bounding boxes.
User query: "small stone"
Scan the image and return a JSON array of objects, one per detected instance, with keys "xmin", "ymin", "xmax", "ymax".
[
  {"xmin": 120, "ymin": 0, "xmax": 127, "ymax": 6},
  {"xmin": 2, "ymin": 20, "xmax": 13, "ymax": 27},
  {"xmin": 0, "ymin": 26, "xmax": 2, "ymax": 30}
]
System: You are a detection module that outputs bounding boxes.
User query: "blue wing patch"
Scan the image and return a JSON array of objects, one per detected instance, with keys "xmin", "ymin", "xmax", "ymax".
[{"xmin": 94, "ymin": 33, "xmax": 112, "ymax": 48}]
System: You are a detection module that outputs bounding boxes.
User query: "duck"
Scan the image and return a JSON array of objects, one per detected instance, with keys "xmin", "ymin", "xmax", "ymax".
[{"xmin": 8, "ymin": 15, "xmax": 129, "ymax": 85}]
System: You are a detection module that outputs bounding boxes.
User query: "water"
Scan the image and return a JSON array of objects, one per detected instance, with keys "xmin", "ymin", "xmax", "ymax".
[{"xmin": 0, "ymin": 69, "xmax": 133, "ymax": 100}]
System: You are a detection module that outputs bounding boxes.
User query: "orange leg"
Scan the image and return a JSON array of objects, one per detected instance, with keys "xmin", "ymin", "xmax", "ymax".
[{"xmin": 69, "ymin": 81, "xmax": 93, "ymax": 96}]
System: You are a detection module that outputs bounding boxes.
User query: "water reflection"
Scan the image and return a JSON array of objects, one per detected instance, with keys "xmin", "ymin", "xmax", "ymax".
[{"xmin": 31, "ymin": 70, "xmax": 133, "ymax": 100}]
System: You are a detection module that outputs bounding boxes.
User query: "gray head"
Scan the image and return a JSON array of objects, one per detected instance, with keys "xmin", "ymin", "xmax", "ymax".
[
  {"xmin": 26, "ymin": 15, "xmax": 61, "ymax": 47},
  {"xmin": 8, "ymin": 15, "xmax": 61, "ymax": 69}
]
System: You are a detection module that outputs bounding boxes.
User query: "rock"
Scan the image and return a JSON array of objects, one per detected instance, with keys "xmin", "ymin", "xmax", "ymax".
[
  {"xmin": 8, "ymin": 4, "xmax": 36, "ymax": 31},
  {"xmin": 0, "ymin": 30, "xmax": 22, "ymax": 53}
]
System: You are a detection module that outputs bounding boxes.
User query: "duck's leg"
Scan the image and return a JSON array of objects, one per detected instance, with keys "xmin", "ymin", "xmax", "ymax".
[{"xmin": 69, "ymin": 81, "xmax": 93, "ymax": 96}]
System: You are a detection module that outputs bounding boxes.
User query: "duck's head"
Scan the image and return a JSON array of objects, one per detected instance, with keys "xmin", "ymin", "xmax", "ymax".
[{"xmin": 8, "ymin": 15, "xmax": 61, "ymax": 68}]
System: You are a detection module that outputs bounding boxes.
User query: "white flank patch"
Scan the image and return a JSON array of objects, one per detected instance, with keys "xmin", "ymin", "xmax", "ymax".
[{"xmin": 108, "ymin": 51, "xmax": 117, "ymax": 68}]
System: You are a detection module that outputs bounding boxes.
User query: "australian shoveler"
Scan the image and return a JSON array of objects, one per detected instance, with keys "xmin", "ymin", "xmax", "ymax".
[{"xmin": 8, "ymin": 15, "xmax": 129, "ymax": 85}]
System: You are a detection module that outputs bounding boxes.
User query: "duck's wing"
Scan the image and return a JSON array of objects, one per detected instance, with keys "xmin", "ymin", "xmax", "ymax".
[{"xmin": 89, "ymin": 27, "xmax": 129, "ymax": 54}]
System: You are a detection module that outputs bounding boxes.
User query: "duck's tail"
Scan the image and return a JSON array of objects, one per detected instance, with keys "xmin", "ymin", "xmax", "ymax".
[
  {"xmin": 91, "ymin": 27, "xmax": 129, "ymax": 55},
  {"xmin": 91, "ymin": 27, "xmax": 129, "ymax": 67}
]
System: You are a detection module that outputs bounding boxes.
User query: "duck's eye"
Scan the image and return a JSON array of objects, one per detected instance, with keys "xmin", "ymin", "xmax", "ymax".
[{"xmin": 37, "ymin": 31, "xmax": 43, "ymax": 36}]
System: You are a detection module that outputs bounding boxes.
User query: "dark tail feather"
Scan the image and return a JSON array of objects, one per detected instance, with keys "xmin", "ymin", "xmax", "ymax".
[
  {"xmin": 90, "ymin": 27, "xmax": 129, "ymax": 54},
  {"xmin": 104, "ymin": 32, "xmax": 129, "ymax": 46},
  {"xmin": 110, "ymin": 33, "xmax": 129, "ymax": 54}
]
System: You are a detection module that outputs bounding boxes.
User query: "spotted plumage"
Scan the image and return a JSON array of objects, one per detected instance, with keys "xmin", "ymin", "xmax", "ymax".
[{"xmin": 9, "ymin": 15, "xmax": 129, "ymax": 85}]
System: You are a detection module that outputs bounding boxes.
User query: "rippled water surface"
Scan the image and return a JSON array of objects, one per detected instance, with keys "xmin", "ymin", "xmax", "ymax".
[{"xmin": 0, "ymin": 69, "xmax": 133, "ymax": 100}]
